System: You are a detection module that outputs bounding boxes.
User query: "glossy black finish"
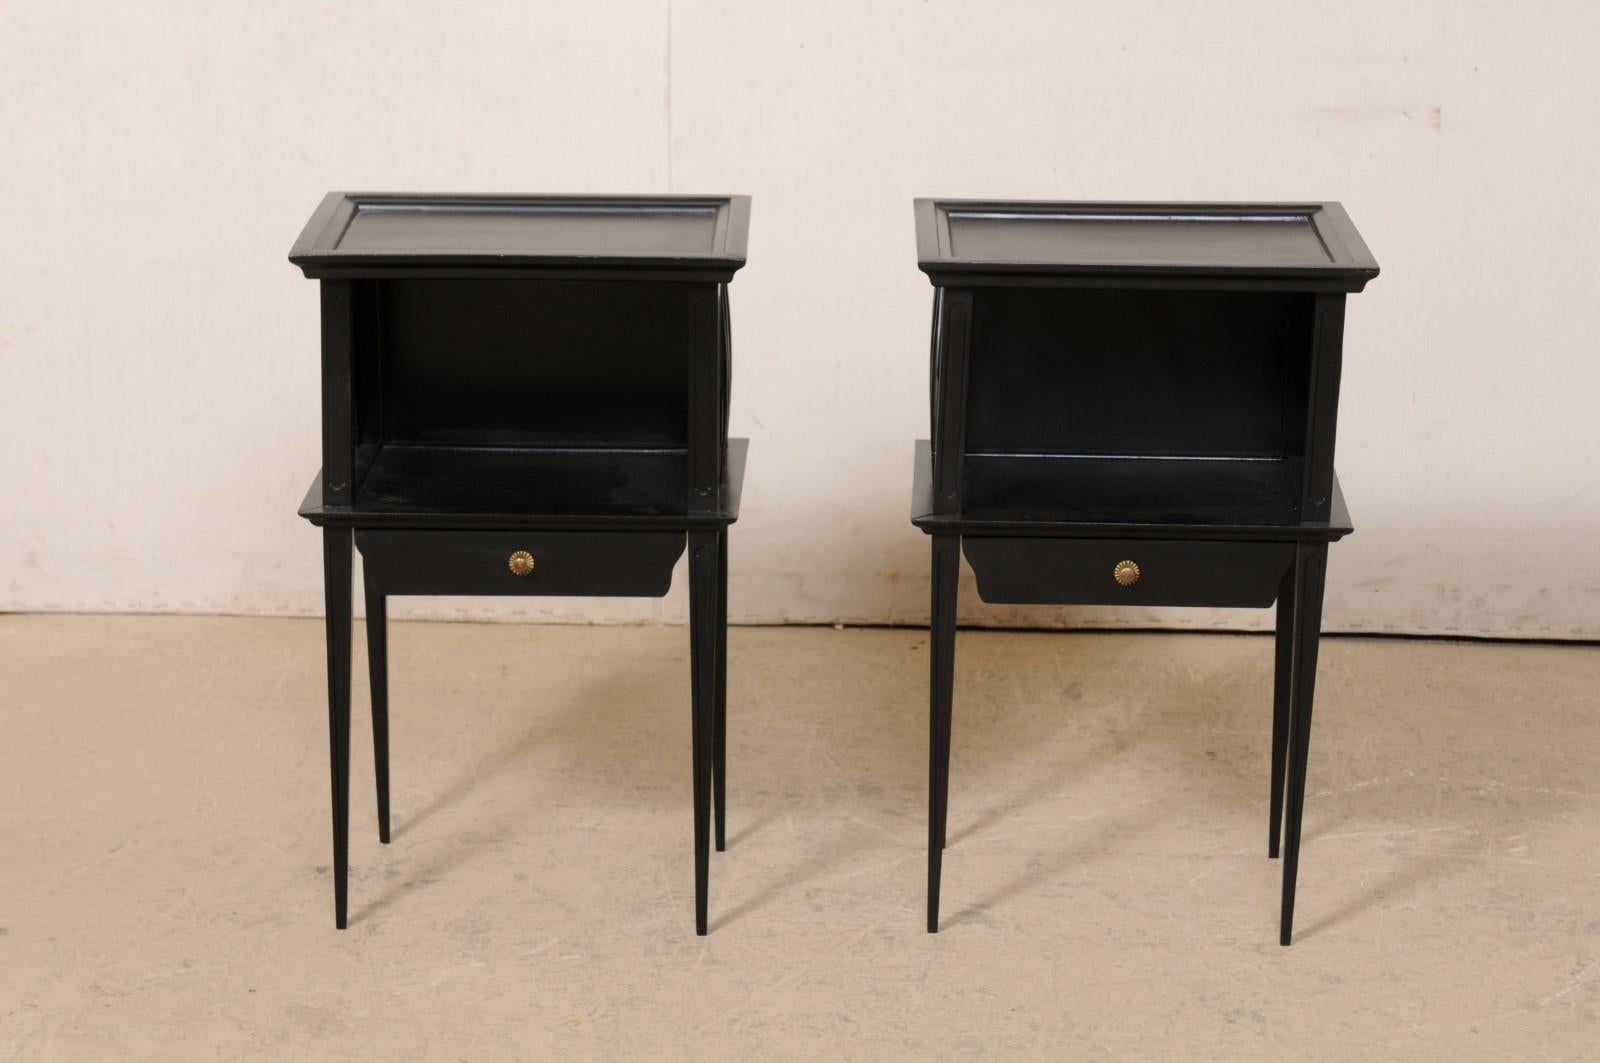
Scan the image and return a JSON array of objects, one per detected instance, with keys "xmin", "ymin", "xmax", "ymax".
[
  {"xmin": 381, "ymin": 279, "xmax": 691, "ymax": 448},
  {"xmin": 965, "ymin": 287, "xmax": 1312, "ymax": 459},
  {"xmin": 911, "ymin": 199, "xmax": 1376, "ymax": 943},
  {"xmin": 364, "ymin": 579, "xmax": 390, "ymax": 846},
  {"xmin": 915, "ymin": 200, "xmax": 1377, "ymax": 290},
  {"xmin": 322, "ymin": 529, "xmax": 353, "ymax": 929},
  {"xmin": 1280, "ymin": 543, "xmax": 1329, "ymax": 944},
  {"xmin": 962, "ymin": 537, "xmax": 1296, "ymax": 608},
  {"xmin": 293, "ymin": 192, "xmax": 747, "ymax": 935},
  {"xmin": 355, "ymin": 530, "xmax": 686, "ymax": 597},
  {"xmin": 927, "ymin": 535, "xmax": 960, "ymax": 933},
  {"xmin": 291, "ymin": 192, "xmax": 750, "ymax": 279},
  {"xmin": 299, "ymin": 440, "xmax": 747, "ymax": 530},
  {"xmin": 713, "ymin": 529, "xmax": 728, "ymax": 852},
  {"xmin": 1269, "ymin": 567, "xmax": 1296, "ymax": 860},
  {"xmin": 910, "ymin": 441, "xmax": 1351, "ymax": 541},
  {"xmin": 687, "ymin": 531, "xmax": 719, "ymax": 934}
]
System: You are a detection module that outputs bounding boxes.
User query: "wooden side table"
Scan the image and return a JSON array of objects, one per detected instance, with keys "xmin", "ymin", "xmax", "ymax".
[
  {"xmin": 909, "ymin": 200, "xmax": 1378, "ymax": 944},
  {"xmin": 289, "ymin": 192, "xmax": 751, "ymax": 934}
]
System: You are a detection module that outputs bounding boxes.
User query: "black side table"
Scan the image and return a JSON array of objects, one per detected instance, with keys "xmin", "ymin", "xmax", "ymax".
[
  {"xmin": 290, "ymin": 192, "xmax": 751, "ymax": 934},
  {"xmin": 909, "ymin": 200, "xmax": 1378, "ymax": 944}
]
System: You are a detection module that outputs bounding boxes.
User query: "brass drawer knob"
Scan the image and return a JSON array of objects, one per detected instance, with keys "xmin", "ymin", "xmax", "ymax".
[
  {"xmin": 508, "ymin": 550, "xmax": 536, "ymax": 577},
  {"xmin": 1113, "ymin": 560, "xmax": 1140, "ymax": 587}
]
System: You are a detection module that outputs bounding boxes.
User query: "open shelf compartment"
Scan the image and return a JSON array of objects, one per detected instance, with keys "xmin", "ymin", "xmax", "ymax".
[
  {"xmin": 302, "ymin": 439, "xmax": 746, "ymax": 528},
  {"xmin": 910, "ymin": 441, "xmax": 1349, "ymax": 539}
]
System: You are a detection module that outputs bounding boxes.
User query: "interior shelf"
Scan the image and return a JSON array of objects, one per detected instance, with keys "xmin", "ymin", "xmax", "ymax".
[
  {"xmin": 301, "ymin": 440, "xmax": 746, "ymax": 529},
  {"xmin": 910, "ymin": 442, "xmax": 1349, "ymax": 539},
  {"xmin": 965, "ymin": 453, "xmax": 1300, "ymax": 525}
]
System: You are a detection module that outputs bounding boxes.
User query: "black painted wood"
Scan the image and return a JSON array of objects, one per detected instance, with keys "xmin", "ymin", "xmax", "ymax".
[
  {"xmin": 1269, "ymin": 566, "xmax": 1296, "ymax": 861},
  {"xmin": 909, "ymin": 199, "xmax": 1377, "ymax": 943},
  {"xmin": 1301, "ymin": 295, "xmax": 1348, "ymax": 522},
  {"xmin": 363, "ymin": 578, "xmax": 390, "ymax": 845},
  {"xmin": 1280, "ymin": 542, "xmax": 1329, "ymax": 944},
  {"xmin": 319, "ymin": 282, "xmax": 356, "ymax": 505},
  {"xmin": 322, "ymin": 528, "xmax": 353, "ymax": 930},
  {"xmin": 914, "ymin": 200, "xmax": 1378, "ymax": 290},
  {"xmin": 299, "ymin": 439, "xmax": 748, "ymax": 531},
  {"xmin": 909, "ymin": 443, "xmax": 1352, "ymax": 541},
  {"xmin": 964, "ymin": 287, "xmax": 1312, "ymax": 459},
  {"xmin": 927, "ymin": 534, "xmax": 960, "ymax": 932},
  {"xmin": 292, "ymin": 192, "xmax": 748, "ymax": 934},
  {"xmin": 687, "ymin": 530, "xmax": 720, "ymax": 934},
  {"xmin": 931, "ymin": 291, "xmax": 973, "ymax": 516},
  {"xmin": 291, "ymin": 193, "xmax": 750, "ymax": 280},
  {"xmin": 687, "ymin": 286, "xmax": 724, "ymax": 514},
  {"xmin": 356, "ymin": 530, "xmax": 685, "ymax": 598},
  {"xmin": 963, "ymin": 538, "xmax": 1296, "ymax": 608},
  {"xmin": 379, "ymin": 278, "xmax": 692, "ymax": 449},
  {"xmin": 713, "ymin": 527, "xmax": 728, "ymax": 853}
]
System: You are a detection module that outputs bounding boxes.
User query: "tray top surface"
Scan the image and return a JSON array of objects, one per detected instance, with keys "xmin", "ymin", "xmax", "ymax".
[
  {"xmin": 291, "ymin": 193, "xmax": 749, "ymax": 276},
  {"xmin": 915, "ymin": 200, "xmax": 1377, "ymax": 288}
]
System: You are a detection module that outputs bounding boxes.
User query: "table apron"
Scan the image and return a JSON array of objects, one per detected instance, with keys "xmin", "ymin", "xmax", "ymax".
[
  {"xmin": 355, "ymin": 529, "xmax": 687, "ymax": 598},
  {"xmin": 963, "ymin": 537, "xmax": 1296, "ymax": 608}
]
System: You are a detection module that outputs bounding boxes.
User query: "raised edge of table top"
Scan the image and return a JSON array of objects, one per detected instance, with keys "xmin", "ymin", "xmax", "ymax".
[
  {"xmin": 290, "ymin": 192, "xmax": 751, "ymax": 279},
  {"xmin": 914, "ymin": 199, "xmax": 1377, "ymax": 291}
]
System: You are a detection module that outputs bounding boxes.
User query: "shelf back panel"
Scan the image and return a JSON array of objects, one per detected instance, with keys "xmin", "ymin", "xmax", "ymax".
[
  {"xmin": 374, "ymin": 278, "xmax": 690, "ymax": 449},
  {"xmin": 964, "ymin": 288, "xmax": 1312, "ymax": 459}
]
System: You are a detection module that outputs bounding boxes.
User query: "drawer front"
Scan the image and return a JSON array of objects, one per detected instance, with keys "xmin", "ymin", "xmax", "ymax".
[
  {"xmin": 356, "ymin": 530, "xmax": 685, "ymax": 598},
  {"xmin": 963, "ymin": 537, "xmax": 1294, "ymax": 608}
]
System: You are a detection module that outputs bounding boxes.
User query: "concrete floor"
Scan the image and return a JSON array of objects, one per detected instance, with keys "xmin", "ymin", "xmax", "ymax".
[{"xmin": 0, "ymin": 616, "xmax": 1595, "ymax": 1060}]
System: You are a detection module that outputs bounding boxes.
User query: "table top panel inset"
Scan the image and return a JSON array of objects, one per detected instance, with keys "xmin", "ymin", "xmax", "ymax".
[
  {"xmin": 290, "ymin": 193, "xmax": 750, "ymax": 277},
  {"xmin": 915, "ymin": 200, "xmax": 1377, "ymax": 289}
]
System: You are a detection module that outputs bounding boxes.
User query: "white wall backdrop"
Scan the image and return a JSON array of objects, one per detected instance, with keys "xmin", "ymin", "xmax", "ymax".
[{"xmin": 2, "ymin": 1, "xmax": 1597, "ymax": 637}]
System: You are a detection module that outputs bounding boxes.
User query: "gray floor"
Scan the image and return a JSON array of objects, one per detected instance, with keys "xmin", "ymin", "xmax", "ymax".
[{"xmin": 1, "ymin": 615, "xmax": 1595, "ymax": 1060}]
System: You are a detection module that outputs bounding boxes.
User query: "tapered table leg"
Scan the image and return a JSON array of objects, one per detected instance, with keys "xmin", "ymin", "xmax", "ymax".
[
  {"xmin": 928, "ymin": 534, "xmax": 960, "ymax": 932},
  {"xmin": 1269, "ymin": 564, "xmax": 1297, "ymax": 859},
  {"xmin": 323, "ymin": 528, "xmax": 353, "ymax": 929},
  {"xmin": 688, "ymin": 530, "xmax": 719, "ymax": 934},
  {"xmin": 364, "ymin": 575, "xmax": 391, "ymax": 845},
  {"xmin": 712, "ymin": 527, "xmax": 728, "ymax": 852},
  {"xmin": 1280, "ymin": 542, "xmax": 1328, "ymax": 945}
]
